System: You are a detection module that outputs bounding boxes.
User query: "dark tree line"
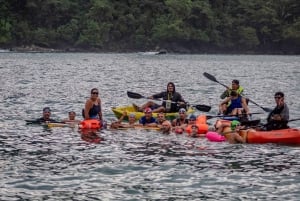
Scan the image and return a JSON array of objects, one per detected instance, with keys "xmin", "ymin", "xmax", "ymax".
[{"xmin": 0, "ymin": 0, "xmax": 299, "ymax": 54}]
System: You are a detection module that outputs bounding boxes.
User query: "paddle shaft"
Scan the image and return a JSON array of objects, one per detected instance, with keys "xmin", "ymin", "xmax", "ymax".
[{"xmin": 127, "ymin": 91, "xmax": 211, "ymax": 112}]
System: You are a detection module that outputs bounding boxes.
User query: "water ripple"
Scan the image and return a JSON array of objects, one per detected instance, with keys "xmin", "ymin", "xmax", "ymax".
[{"xmin": 0, "ymin": 53, "xmax": 299, "ymax": 200}]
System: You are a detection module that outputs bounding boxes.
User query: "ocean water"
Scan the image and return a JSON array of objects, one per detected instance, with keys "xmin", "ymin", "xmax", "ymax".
[{"xmin": 0, "ymin": 53, "xmax": 299, "ymax": 200}]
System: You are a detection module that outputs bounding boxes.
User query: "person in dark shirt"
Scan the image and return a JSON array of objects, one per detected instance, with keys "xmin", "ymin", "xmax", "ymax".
[
  {"xmin": 36, "ymin": 107, "xmax": 59, "ymax": 123},
  {"xmin": 265, "ymin": 92, "xmax": 289, "ymax": 130},
  {"xmin": 133, "ymin": 82, "xmax": 186, "ymax": 113}
]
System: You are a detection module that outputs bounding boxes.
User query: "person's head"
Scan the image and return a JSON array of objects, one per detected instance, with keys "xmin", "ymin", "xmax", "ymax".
[
  {"xmin": 43, "ymin": 107, "xmax": 51, "ymax": 120},
  {"xmin": 231, "ymin": 120, "xmax": 241, "ymax": 131},
  {"xmin": 167, "ymin": 82, "xmax": 175, "ymax": 93},
  {"xmin": 161, "ymin": 120, "xmax": 171, "ymax": 134},
  {"xmin": 230, "ymin": 90, "xmax": 238, "ymax": 98},
  {"xmin": 90, "ymin": 88, "xmax": 99, "ymax": 100},
  {"xmin": 68, "ymin": 111, "xmax": 76, "ymax": 120},
  {"xmin": 157, "ymin": 112, "xmax": 166, "ymax": 123},
  {"xmin": 274, "ymin": 91, "xmax": 284, "ymax": 105},
  {"xmin": 178, "ymin": 108, "xmax": 187, "ymax": 119},
  {"xmin": 232, "ymin": 80, "xmax": 240, "ymax": 90},
  {"xmin": 191, "ymin": 124, "xmax": 199, "ymax": 136},
  {"xmin": 128, "ymin": 113, "xmax": 136, "ymax": 123},
  {"xmin": 188, "ymin": 114, "xmax": 197, "ymax": 125},
  {"xmin": 144, "ymin": 108, "xmax": 153, "ymax": 118}
]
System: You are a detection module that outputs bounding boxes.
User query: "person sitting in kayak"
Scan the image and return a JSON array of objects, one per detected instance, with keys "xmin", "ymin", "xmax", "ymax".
[
  {"xmin": 35, "ymin": 107, "xmax": 59, "ymax": 123},
  {"xmin": 138, "ymin": 108, "xmax": 157, "ymax": 127},
  {"xmin": 134, "ymin": 82, "xmax": 186, "ymax": 113},
  {"xmin": 219, "ymin": 90, "xmax": 250, "ymax": 117},
  {"xmin": 220, "ymin": 79, "xmax": 244, "ymax": 99},
  {"xmin": 265, "ymin": 91, "xmax": 289, "ymax": 130}
]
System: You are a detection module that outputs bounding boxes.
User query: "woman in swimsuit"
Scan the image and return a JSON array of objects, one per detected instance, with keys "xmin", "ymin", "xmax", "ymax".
[{"xmin": 84, "ymin": 88, "xmax": 102, "ymax": 121}]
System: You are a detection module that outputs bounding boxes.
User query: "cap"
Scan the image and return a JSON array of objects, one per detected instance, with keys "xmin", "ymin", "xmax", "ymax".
[
  {"xmin": 189, "ymin": 114, "xmax": 197, "ymax": 120},
  {"xmin": 144, "ymin": 108, "xmax": 152, "ymax": 113},
  {"xmin": 231, "ymin": 120, "xmax": 241, "ymax": 130},
  {"xmin": 129, "ymin": 113, "xmax": 136, "ymax": 118},
  {"xmin": 274, "ymin": 91, "xmax": 284, "ymax": 98},
  {"xmin": 232, "ymin": 79, "xmax": 239, "ymax": 85},
  {"xmin": 179, "ymin": 108, "xmax": 186, "ymax": 113},
  {"xmin": 43, "ymin": 107, "xmax": 51, "ymax": 112}
]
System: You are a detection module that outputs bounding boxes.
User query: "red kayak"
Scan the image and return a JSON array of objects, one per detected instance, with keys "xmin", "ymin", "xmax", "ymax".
[{"xmin": 244, "ymin": 128, "xmax": 300, "ymax": 144}]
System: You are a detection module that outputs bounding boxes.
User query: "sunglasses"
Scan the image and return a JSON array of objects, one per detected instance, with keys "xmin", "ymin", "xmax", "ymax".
[
  {"xmin": 92, "ymin": 92, "xmax": 99, "ymax": 95},
  {"xmin": 274, "ymin": 96, "xmax": 282, "ymax": 99}
]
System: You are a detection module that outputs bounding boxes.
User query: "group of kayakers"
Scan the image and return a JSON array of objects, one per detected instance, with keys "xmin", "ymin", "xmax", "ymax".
[{"xmin": 33, "ymin": 79, "xmax": 290, "ymax": 143}]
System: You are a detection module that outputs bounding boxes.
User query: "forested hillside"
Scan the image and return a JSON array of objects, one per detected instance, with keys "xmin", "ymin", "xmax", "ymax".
[{"xmin": 0, "ymin": 0, "xmax": 299, "ymax": 53}]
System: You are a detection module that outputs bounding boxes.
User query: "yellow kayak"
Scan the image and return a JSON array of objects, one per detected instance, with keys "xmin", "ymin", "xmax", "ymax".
[{"xmin": 111, "ymin": 105, "xmax": 195, "ymax": 121}]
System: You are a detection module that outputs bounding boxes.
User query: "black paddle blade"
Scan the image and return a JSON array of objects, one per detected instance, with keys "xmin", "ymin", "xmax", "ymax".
[
  {"xmin": 127, "ymin": 91, "xmax": 143, "ymax": 99},
  {"xmin": 261, "ymin": 107, "xmax": 273, "ymax": 113},
  {"xmin": 194, "ymin": 105, "xmax": 211, "ymax": 112},
  {"xmin": 203, "ymin": 72, "xmax": 218, "ymax": 82}
]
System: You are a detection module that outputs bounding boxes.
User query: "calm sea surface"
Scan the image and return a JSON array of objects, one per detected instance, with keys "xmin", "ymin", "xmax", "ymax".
[{"xmin": 0, "ymin": 53, "xmax": 299, "ymax": 200}]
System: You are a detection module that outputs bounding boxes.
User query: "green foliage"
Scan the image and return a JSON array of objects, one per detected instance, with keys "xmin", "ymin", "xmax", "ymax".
[{"xmin": 1, "ymin": 0, "xmax": 299, "ymax": 53}]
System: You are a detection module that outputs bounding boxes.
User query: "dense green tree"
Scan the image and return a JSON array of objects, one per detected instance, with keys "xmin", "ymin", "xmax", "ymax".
[{"xmin": 0, "ymin": 0, "xmax": 299, "ymax": 53}]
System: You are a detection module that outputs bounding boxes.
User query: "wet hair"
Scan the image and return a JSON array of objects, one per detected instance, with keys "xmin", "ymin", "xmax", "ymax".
[
  {"xmin": 91, "ymin": 88, "xmax": 98, "ymax": 93},
  {"xmin": 232, "ymin": 80, "xmax": 239, "ymax": 85},
  {"xmin": 167, "ymin": 82, "xmax": 176, "ymax": 92},
  {"xmin": 230, "ymin": 90, "xmax": 238, "ymax": 96},
  {"xmin": 274, "ymin": 91, "xmax": 284, "ymax": 98},
  {"xmin": 69, "ymin": 111, "xmax": 76, "ymax": 115}
]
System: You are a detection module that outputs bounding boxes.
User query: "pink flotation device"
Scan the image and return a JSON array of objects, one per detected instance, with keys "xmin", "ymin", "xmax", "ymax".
[
  {"xmin": 206, "ymin": 131, "xmax": 226, "ymax": 142},
  {"xmin": 79, "ymin": 119, "xmax": 101, "ymax": 129}
]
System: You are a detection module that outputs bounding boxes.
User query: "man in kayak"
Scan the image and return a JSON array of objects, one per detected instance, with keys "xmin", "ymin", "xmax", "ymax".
[
  {"xmin": 220, "ymin": 79, "xmax": 244, "ymax": 99},
  {"xmin": 265, "ymin": 92, "xmax": 289, "ymax": 130},
  {"xmin": 133, "ymin": 82, "xmax": 186, "ymax": 113}
]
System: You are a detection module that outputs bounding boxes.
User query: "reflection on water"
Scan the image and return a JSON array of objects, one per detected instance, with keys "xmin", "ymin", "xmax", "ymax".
[{"xmin": 0, "ymin": 53, "xmax": 299, "ymax": 200}]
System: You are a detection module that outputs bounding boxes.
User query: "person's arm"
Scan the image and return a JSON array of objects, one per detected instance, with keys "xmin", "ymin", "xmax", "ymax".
[
  {"xmin": 220, "ymin": 89, "xmax": 230, "ymax": 99},
  {"xmin": 84, "ymin": 100, "xmax": 92, "ymax": 120},
  {"xmin": 117, "ymin": 111, "xmax": 127, "ymax": 123},
  {"xmin": 177, "ymin": 93, "xmax": 186, "ymax": 106},
  {"xmin": 280, "ymin": 104, "xmax": 289, "ymax": 121},
  {"xmin": 242, "ymin": 97, "xmax": 250, "ymax": 114},
  {"xmin": 98, "ymin": 98, "xmax": 103, "ymax": 120},
  {"xmin": 152, "ymin": 92, "xmax": 164, "ymax": 99}
]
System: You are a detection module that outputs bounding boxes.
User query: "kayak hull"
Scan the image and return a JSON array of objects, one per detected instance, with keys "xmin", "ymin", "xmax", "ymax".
[
  {"xmin": 111, "ymin": 105, "xmax": 195, "ymax": 121},
  {"xmin": 245, "ymin": 128, "xmax": 300, "ymax": 144}
]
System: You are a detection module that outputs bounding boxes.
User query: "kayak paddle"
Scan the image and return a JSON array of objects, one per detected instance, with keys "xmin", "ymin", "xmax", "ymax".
[{"xmin": 127, "ymin": 91, "xmax": 211, "ymax": 112}]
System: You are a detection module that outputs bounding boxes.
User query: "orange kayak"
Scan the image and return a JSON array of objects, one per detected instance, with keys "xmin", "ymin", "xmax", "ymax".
[{"xmin": 244, "ymin": 128, "xmax": 300, "ymax": 144}]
